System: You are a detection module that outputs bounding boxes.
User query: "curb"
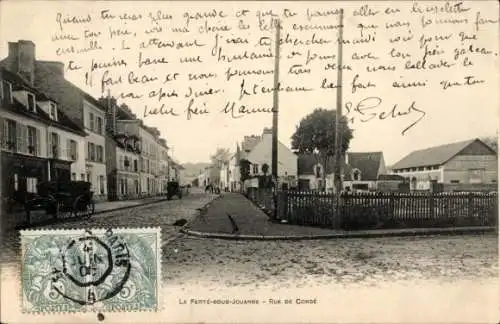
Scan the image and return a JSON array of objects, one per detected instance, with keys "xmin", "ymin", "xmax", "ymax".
[{"xmin": 180, "ymin": 226, "xmax": 496, "ymax": 241}]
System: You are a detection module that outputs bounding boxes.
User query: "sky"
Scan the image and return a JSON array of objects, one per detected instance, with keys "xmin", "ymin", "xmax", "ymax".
[{"xmin": 0, "ymin": 0, "xmax": 498, "ymax": 165}]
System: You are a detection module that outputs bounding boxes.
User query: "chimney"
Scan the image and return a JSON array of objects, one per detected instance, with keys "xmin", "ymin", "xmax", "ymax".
[
  {"xmin": 262, "ymin": 127, "xmax": 272, "ymax": 141},
  {"xmin": 8, "ymin": 40, "xmax": 36, "ymax": 85},
  {"xmin": 39, "ymin": 61, "xmax": 64, "ymax": 77},
  {"xmin": 102, "ymin": 92, "xmax": 117, "ymax": 135}
]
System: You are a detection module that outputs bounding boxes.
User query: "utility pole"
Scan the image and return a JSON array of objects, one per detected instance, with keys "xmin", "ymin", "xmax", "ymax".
[
  {"xmin": 334, "ymin": 8, "xmax": 344, "ymax": 195},
  {"xmin": 333, "ymin": 9, "xmax": 344, "ymax": 228},
  {"xmin": 272, "ymin": 20, "xmax": 281, "ymax": 182},
  {"xmin": 272, "ymin": 19, "xmax": 281, "ymax": 219}
]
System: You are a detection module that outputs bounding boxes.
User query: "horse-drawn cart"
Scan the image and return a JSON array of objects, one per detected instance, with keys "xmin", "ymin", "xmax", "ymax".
[
  {"xmin": 167, "ymin": 181, "xmax": 183, "ymax": 200},
  {"xmin": 25, "ymin": 181, "xmax": 95, "ymax": 223}
]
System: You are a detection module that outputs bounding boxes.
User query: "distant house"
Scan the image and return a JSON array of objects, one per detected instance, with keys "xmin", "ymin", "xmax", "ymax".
[
  {"xmin": 344, "ymin": 152, "xmax": 387, "ymax": 191},
  {"xmin": 297, "ymin": 151, "xmax": 387, "ymax": 192},
  {"xmin": 228, "ymin": 145, "xmax": 242, "ymax": 192},
  {"xmin": 297, "ymin": 154, "xmax": 339, "ymax": 190},
  {"xmin": 241, "ymin": 128, "xmax": 298, "ymax": 190},
  {"xmin": 391, "ymin": 138, "xmax": 498, "ymax": 191}
]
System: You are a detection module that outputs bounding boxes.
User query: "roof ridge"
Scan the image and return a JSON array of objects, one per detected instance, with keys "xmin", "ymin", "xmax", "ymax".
[{"xmin": 410, "ymin": 138, "xmax": 476, "ymax": 153}]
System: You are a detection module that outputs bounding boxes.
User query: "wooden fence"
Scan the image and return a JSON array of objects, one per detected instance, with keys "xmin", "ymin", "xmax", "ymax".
[
  {"xmin": 246, "ymin": 187, "xmax": 274, "ymax": 214},
  {"xmin": 276, "ymin": 191, "xmax": 498, "ymax": 230}
]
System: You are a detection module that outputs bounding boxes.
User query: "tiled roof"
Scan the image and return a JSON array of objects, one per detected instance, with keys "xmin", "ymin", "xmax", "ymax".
[
  {"xmin": 240, "ymin": 135, "xmax": 261, "ymax": 159},
  {"xmin": 297, "ymin": 153, "xmax": 350, "ymax": 176},
  {"xmin": 347, "ymin": 152, "xmax": 383, "ymax": 181},
  {"xmin": 35, "ymin": 61, "xmax": 106, "ymax": 112},
  {"xmin": 1, "ymin": 67, "xmax": 86, "ymax": 136},
  {"xmin": 391, "ymin": 139, "xmax": 487, "ymax": 170}
]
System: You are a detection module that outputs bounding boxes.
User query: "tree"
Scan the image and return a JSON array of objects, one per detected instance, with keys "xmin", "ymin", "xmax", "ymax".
[{"xmin": 291, "ymin": 108, "xmax": 353, "ymax": 191}]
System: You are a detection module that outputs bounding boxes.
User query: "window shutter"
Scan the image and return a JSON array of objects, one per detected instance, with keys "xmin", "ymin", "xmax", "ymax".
[
  {"xmin": 36, "ymin": 128, "xmax": 41, "ymax": 156},
  {"xmin": 16, "ymin": 123, "xmax": 22, "ymax": 153},
  {"xmin": 24, "ymin": 125, "xmax": 29, "ymax": 154},
  {"xmin": 75, "ymin": 141, "xmax": 79, "ymax": 161},
  {"xmin": 47, "ymin": 131, "xmax": 53, "ymax": 157},
  {"xmin": 66, "ymin": 139, "xmax": 71, "ymax": 159},
  {"xmin": 0, "ymin": 117, "xmax": 4, "ymax": 148}
]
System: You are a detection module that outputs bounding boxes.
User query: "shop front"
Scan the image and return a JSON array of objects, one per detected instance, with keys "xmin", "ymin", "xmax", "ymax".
[{"xmin": 1, "ymin": 151, "xmax": 49, "ymax": 205}]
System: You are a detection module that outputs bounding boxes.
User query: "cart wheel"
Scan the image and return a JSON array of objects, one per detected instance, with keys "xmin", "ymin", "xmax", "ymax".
[{"xmin": 73, "ymin": 195, "xmax": 95, "ymax": 218}]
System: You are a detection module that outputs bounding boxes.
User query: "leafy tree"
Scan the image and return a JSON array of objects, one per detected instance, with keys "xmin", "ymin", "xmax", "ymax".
[{"xmin": 291, "ymin": 108, "xmax": 353, "ymax": 191}]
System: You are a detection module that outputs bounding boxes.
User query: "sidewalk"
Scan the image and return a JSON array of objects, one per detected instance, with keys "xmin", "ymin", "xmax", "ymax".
[
  {"xmin": 93, "ymin": 195, "xmax": 169, "ymax": 214},
  {"xmin": 181, "ymin": 193, "xmax": 496, "ymax": 240},
  {"xmin": 3, "ymin": 195, "xmax": 171, "ymax": 230}
]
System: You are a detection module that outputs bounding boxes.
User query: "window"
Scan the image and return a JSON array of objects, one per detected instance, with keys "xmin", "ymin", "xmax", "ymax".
[
  {"xmin": 89, "ymin": 112, "xmax": 94, "ymax": 131},
  {"xmin": 468, "ymin": 169, "xmax": 484, "ymax": 184},
  {"xmin": 81, "ymin": 173, "xmax": 85, "ymax": 180},
  {"xmin": 26, "ymin": 177, "xmax": 38, "ymax": 193},
  {"xmin": 89, "ymin": 143, "xmax": 96, "ymax": 161},
  {"xmin": 99, "ymin": 175, "xmax": 105, "ymax": 195},
  {"xmin": 450, "ymin": 180, "xmax": 460, "ymax": 184},
  {"xmin": 352, "ymin": 169, "xmax": 361, "ymax": 181},
  {"xmin": 134, "ymin": 160, "xmax": 138, "ymax": 172},
  {"xmin": 11, "ymin": 173, "xmax": 19, "ymax": 191},
  {"xmin": 96, "ymin": 117, "xmax": 103, "ymax": 135},
  {"xmin": 315, "ymin": 165, "xmax": 322, "ymax": 178},
  {"xmin": 27, "ymin": 93, "xmax": 36, "ymax": 112},
  {"xmin": 96, "ymin": 145, "xmax": 103, "ymax": 162},
  {"xmin": 50, "ymin": 132, "xmax": 59, "ymax": 158},
  {"xmin": 50, "ymin": 103, "xmax": 58, "ymax": 121},
  {"xmin": 27, "ymin": 126, "xmax": 38, "ymax": 155},
  {"xmin": 253, "ymin": 164, "xmax": 259, "ymax": 174},
  {"xmin": 119, "ymin": 156, "xmax": 124, "ymax": 170},
  {"xmin": 2, "ymin": 81, "xmax": 12, "ymax": 102},
  {"xmin": 67, "ymin": 139, "xmax": 77, "ymax": 160},
  {"xmin": 71, "ymin": 173, "xmax": 76, "ymax": 181},
  {"xmin": 3, "ymin": 119, "xmax": 17, "ymax": 150}
]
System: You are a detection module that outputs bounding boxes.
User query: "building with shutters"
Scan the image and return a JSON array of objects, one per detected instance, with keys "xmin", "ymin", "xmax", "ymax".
[
  {"xmin": 0, "ymin": 67, "xmax": 87, "ymax": 205},
  {"xmin": 1, "ymin": 40, "xmax": 108, "ymax": 200}
]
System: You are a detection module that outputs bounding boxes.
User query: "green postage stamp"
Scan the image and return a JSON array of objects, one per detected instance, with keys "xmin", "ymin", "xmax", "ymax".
[{"xmin": 20, "ymin": 228, "xmax": 161, "ymax": 313}]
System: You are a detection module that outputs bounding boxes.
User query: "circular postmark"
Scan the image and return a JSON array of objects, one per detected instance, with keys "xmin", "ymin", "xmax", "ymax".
[{"xmin": 51, "ymin": 229, "xmax": 131, "ymax": 306}]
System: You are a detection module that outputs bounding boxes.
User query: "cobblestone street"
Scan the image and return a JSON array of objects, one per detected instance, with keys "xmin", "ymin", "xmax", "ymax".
[
  {"xmin": 162, "ymin": 233, "xmax": 498, "ymax": 290},
  {"xmin": 0, "ymin": 192, "xmax": 218, "ymax": 264}
]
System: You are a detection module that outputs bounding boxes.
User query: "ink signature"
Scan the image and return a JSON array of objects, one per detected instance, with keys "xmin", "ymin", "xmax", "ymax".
[{"xmin": 345, "ymin": 96, "xmax": 426, "ymax": 135}]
